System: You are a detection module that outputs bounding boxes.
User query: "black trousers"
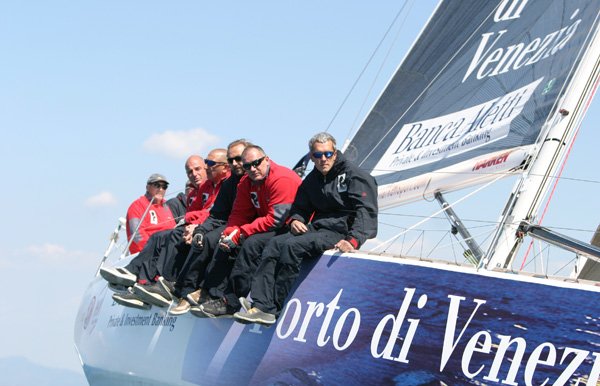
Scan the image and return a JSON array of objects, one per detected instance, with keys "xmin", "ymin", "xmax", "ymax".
[
  {"xmin": 125, "ymin": 227, "xmax": 186, "ymax": 283},
  {"xmin": 174, "ymin": 226, "xmax": 224, "ymax": 298},
  {"xmin": 251, "ymin": 228, "xmax": 343, "ymax": 314},
  {"xmin": 203, "ymin": 231, "xmax": 278, "ymax": 309}
]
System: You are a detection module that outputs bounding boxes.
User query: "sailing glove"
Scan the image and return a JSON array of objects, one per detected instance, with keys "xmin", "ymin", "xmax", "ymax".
[
  {"xmin": 192, "ymin": 232, "xmax": 204, "ymax": 250},
  {"xmin": 219, "ymin": 226, "xmax": 241, "ymax": 252}
]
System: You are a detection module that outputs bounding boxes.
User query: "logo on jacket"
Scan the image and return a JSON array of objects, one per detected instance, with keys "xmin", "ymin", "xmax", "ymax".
[
  {"xmin": 250, "ymin": 192, "xmax": 260, "ymax": 208},
  {"xmin": 337, "ymin": 173, "xmax": 348, "ymax": 193},
  {"xmin": 202, "ymin": 193, "xmax": 210, "ymax": 205},
  {"xmin": 150, "ymin": 210, "xmax": 158, "ymax": 224}
]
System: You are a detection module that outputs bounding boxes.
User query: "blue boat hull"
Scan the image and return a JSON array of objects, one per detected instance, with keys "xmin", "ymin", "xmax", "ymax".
[{"xmin": 75, "ymin": 252, "xmax": 600, "ymax": 385}]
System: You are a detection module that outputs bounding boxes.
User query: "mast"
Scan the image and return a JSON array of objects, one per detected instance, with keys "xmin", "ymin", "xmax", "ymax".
[{"xmin": 484, "ymin": 21, "xmax": 600, "ymax": 269}]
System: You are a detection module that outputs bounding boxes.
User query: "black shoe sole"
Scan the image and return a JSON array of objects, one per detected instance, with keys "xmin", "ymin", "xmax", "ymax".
[
  {"xmin": 189, "ymin": 308, "xmax": 209, "ymax": 318},
  {"xmin": 233, "ymin": 315, "xmax": 275, "ymax": 326},
  {"xmin": 133, "ymin": 285, "xmax": 171, "ymax": 308},
  {"xmin": 100, "ymin": 268, "xmax": 136, "ymax": 287},
  {"xmin": 112, "ymin": 295, "xmax": 151, "ymax": 310}
]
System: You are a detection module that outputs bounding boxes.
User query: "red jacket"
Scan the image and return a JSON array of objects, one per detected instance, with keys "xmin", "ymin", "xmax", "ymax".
[
  {"xmin": 126, "ymin": 194, "xmax": 176, "ymax": 254},
  {"xmin": 184, "ymin": 172, "xmax": 230, "ymax": 224},
  {"xmin": 226, "ymin": 161, "xmax": 301, "ymax": 237}
]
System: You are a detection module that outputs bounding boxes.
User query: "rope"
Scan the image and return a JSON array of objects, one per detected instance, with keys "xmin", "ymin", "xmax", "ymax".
[
  {"xmin": 369, "ymin": 173, "xmax": 505, "ymax": 253},
  {"xmin": 324, "ymin": 0, "xmax": 411, "ymax": 133},
  {"xmin": 346, "ymin": 0, "xmax": 416, "ymax": 140},
  {"xmin": 356, "ymin": 2, "xmax": 502, "ymax": 167}
]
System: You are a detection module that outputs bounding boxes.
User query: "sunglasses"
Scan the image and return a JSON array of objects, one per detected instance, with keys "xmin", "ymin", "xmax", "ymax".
[
  {"xmin": 227, "ymin": 156, "xmax": 243, "ymax": 164},
  {"xmin": 312, "ymin": 151, "xmax": 335, "ymax": 159},
  {"xmin": 151, "ymin": 182, "xmax": 169, "ymax": 190},
  {"xmin": 205, "ymin": 159, "xmax": 226, "ymax": 167},
  {"xmin": 242, "ymin": 156, "xmax": 266, "ymax": 171}
]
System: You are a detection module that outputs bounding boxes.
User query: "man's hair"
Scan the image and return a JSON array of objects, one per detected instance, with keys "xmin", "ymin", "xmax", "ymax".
[
  {"xmin": 228, "ymin": 139, "xmax": 253, "ymax": 151},
  {"xmin": 242, "ymin": 145, "xmax": 266, "ymax": 157},
  {"xmin": 308, "ymin": 132, "xmax": 336, "ymax": 151}
]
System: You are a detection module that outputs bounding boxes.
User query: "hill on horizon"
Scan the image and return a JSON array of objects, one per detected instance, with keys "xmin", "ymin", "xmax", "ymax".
[{"xmin": 0, "ymin": 356, "xmax": 87, "ymax": 386}]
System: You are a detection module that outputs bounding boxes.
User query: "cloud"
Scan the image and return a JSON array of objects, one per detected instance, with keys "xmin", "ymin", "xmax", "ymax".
[
  {"xmin": 362, "ymin": 237, "xmax": 409, "ymax": 256},
  {"xmin": 143, "ymin": 128, "xmax": 220, "ymax": 159},
  {"xmin": 25, "ymin": 243, "xmax": 67, "ymax": 263},
  {"xmin": 0, "ymin": 257, "xmax": 13, "ymax": 270},
  {"xmin": 85, "ymin": 191, "xmax": 117, "ymax": 207},
  {"xmin": 24, "ymin": 243, "xmax": 96, "ymax": 264}
]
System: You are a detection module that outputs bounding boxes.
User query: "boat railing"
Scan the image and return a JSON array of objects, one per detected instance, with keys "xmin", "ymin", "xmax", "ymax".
[
  {"xmin": 365, "ymin": 211, "xmax": 600, "ymax": 284},
  {"xmin": 94, "ymin": 217, "xmax": 126, "ymax": 277}
]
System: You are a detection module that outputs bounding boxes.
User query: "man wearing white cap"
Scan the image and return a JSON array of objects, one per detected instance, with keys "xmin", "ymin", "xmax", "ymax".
[{"xmin": 125, "ymin": 173, "xmax": 176, "ymax": 254}]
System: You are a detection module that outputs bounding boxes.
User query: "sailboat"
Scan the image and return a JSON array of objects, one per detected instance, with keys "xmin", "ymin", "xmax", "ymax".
[{"xmin": 74, "ymin": 0, "xmax": 600, "ymax": 385}]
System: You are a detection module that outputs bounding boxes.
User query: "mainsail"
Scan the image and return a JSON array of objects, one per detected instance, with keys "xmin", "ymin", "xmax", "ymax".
[{"xmin": 346, "ymin": 0, "xmax": 600, "ymax": 209}]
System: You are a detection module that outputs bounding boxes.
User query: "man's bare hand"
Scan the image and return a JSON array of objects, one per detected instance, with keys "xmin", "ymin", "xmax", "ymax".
[
  {"xmin": 334, "ymin": 239, "xmax": 355, "ymax": 253},
  {"xmin": 290, "ymin": 220, "xmax": 308, "ymax": 235},
  {"xmin": 183, "ymin": 224, "xmax": 198, "ymax": 245}
]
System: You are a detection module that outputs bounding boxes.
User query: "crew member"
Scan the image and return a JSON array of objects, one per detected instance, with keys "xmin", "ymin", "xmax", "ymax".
[{"xmin": 234, "ymin": 132, "xmax": 378, "ymax": 325}]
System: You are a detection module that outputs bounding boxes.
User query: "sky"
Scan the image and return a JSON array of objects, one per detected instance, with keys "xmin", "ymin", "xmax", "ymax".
[{"xmin": 1, "ymin": 0, "xmax": 599, "ymax": 381}]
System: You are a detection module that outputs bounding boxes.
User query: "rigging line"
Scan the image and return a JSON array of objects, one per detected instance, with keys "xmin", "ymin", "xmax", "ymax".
[
  {"xmin": 379, "ymin": 211, "xmax": 600, "ymax": 234},
  {"xmin": 552, "ymin": 256, "xmax": 578, "ymax": 277},
  {"xmin": 346, "ymin": 0, "xmax": 416, "ymax": 140},
  {"xmin": 357, "ymin": 2, "xmax": 502, "ymax": 168},
  {"xmin": 422, "ymin": 227, "xmax": 496, "ymax": 260},
  {"xmin": 555, "ymin": 175, "xmax": 600, "ymax": 184},
  {"xmin": 324, "ymin": 0, "xmax": 411, "ymax": 133},
  {"xmin": 379, "ymin": 213, "xmax": 500, "ymax": 226},
  {"xmin": 367, "ymin": 166, "xmax": 600, "ymax": 185},
  {"xmin": 121, "ymin": 196, "xmax": 156, "ymax": 257},
  {"xmin": 425, "ymin": 231, "xmax": 449, "ymax": 258},
  {"xmin": 518, "ymin": 52, "xmax": 600, "ymax": 270},
  {"xmin": 369, "ymin": 173, "xmax": 505, "ymax": 253}
]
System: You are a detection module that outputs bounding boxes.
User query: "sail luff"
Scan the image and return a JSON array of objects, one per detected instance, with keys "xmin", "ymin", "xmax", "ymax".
[{"xmin": 485, "ymin": 17, "xmax": 600, "ymax": 269}]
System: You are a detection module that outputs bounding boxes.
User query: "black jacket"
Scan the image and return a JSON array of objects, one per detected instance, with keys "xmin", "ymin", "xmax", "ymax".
[
  {"xmin": 166, "ymin": 192, "xmax": 187, "ymax": 221},
  {"xmin": 194, "ymin": 173, "xmax": 242, "ymax": 235},
  {"xmin": 289, "ymin": 151, "xmax": 378, "ymax": 247}
]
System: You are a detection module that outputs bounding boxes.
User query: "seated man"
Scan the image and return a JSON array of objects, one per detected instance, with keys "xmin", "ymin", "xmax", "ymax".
[
  {"xmin": 126, "ymin": 173, "xmax": 176, "ymax": 254},
  {"xmin": 184, "ymin": 154, "xmax": 207, "ymax": 209},
  {"xmin": 169, "ymin": 139, "xmax": 251, "ymax": 314},
  {"xmin": 129, "ymin": 148, "xmax": 230, "ymax": 306},
  {"xmin": 100, "ymin": 153, "xmax": 226, "ymax": 309},
  {"xmin": 234, "ymin": 132, "xmax": 378, "ymax": 325},
  {"xmin": 102, "ymin": 155, "xmax": 204, "ymax": 279},
  {"xmin": 195, "ymin": 145, "xmax": 302, "ymax": 318},
  {"xmin": 166, "ymin": 180, "xmax": 197, "ymax": 221}
]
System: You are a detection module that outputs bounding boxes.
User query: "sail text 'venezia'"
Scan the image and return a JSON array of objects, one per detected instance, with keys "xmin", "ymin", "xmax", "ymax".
[{"xmin": 462, "ymin": 0, "xmax": 582, "ymax": 83}]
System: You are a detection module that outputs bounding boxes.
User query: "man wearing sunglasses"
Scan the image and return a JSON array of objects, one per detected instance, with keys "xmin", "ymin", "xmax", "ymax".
[
  {"xmin": 125, "ymin": 149, "xmax": 233, "ymax": 307},
  {"xmin": 234, "ymin": 132, "xmax": 378, "ymax": 325},
  {"xmin": 125, "ymin": 173, "xmax": 176, "ymax": 255},
  {"xmin": 197, "ymin": 145, "xmax": 302, "ymax": 318},
  {"xmin": 182, "ymin": 148, "xmax": 229, "ymax": 226},
  {"xmin": 104, "ymin": 150, "xmax": 231, "ymax": 309},
  {"xmin": 169, "ymin": 139, "xmax": 251, "ymax": 314}
]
